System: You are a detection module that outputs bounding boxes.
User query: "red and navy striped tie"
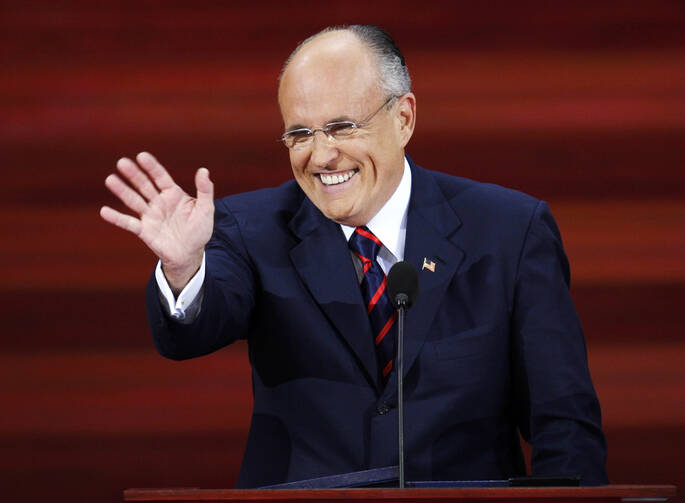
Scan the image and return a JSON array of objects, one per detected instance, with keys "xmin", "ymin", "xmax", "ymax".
[{"xmin": 349, "ymin": 226, "xmax": 397, "ymax": 384}]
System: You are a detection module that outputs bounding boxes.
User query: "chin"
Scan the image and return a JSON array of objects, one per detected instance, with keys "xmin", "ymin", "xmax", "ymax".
[
  {"xmin": 321, "ymin": 208, "xmax": 356, "ymax": 226},
  {"xmin": 323, "ymin": 212, "xmax": 352, "ymax": 225},
  {"xmin": 316, "ymin": 199, "xmax": 354, "ymax": 224}
]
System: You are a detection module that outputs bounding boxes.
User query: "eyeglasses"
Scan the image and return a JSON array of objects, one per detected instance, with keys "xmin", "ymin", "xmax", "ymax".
[{"xmin": 280, "ymin": 96, "xmax": 397, "ymax": 150}]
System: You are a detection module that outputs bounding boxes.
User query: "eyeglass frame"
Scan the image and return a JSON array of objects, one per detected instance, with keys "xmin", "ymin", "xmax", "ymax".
[{"xmin": 279, "ymin": 95, "xmax": 398, "ymax": 150}]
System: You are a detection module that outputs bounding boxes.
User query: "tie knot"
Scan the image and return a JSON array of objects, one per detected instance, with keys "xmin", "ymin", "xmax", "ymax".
[{"xmin": 348, "ymin": 226, "xmax": 383, "ymax": 261}]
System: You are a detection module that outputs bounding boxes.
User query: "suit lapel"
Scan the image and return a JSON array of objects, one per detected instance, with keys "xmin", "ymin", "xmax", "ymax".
[
  {"xmin": 288, "ymin": 197, "xmax": 380, "ymax": 391},
  {"xmin": 381, "ymin": 161, "xmax": 465, "ymax": 402}
]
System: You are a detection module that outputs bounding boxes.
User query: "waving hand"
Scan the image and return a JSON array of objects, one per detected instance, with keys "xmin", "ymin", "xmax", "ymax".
[{"xmin": 100, "ymin": 152, "xmax": 214, "ymax": 293}]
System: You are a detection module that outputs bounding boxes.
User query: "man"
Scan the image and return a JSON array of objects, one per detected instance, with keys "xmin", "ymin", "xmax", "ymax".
[{"xmin": 101, "ymin": 25, "xmax": 608, "ymax": 487}]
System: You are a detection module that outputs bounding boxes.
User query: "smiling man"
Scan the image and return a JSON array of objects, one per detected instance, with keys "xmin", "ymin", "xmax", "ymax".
[{"xmin": 101, "ymin": 25, "xmax": 608, "ymax": 488}]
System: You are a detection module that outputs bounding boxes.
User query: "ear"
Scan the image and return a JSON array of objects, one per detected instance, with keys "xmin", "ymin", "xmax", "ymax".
[{"xmin": 395, "ymin": 92, "xmax": 416, "ymax": 148}]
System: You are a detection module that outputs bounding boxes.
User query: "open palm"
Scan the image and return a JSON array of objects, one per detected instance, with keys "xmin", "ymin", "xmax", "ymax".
[{"xmin": 100, "ymin": 152, "xmax": 214, "ymax": 290}]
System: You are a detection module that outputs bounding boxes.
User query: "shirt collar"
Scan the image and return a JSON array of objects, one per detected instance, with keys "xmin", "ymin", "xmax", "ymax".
[{"xmin": 340, "ymin": 157, "xmax": 411, "ymax": 259}]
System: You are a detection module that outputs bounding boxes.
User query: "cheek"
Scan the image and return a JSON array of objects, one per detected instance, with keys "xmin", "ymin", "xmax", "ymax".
[
  {"xmin": 289, "ymin": 149, "xmax": 299, "ymax": 167},
  {"xmin": 289, "ymin": 152, "xmax": 308, "ymax": 177}
]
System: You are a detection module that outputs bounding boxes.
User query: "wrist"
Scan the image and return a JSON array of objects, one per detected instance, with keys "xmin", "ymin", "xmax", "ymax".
[{"xmin": 162, "ymin": 253, "xmax": 203, "ymax": 295}]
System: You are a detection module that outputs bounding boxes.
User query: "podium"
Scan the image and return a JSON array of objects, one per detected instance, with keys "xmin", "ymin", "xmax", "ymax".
[{"xmin": 124, "ymin": 485, "xmax": 676, "ymax": 502}]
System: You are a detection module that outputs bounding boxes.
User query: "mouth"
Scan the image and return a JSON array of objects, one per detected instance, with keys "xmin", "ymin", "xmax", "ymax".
[{"xmin": 317, "ymin": 168, "xmax": 359, "ymax": 187}]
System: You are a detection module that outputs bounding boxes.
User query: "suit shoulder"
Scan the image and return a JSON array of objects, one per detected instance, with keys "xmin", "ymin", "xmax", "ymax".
[
  {"xmin": 426, "ymin": 168, "xmax": 541, "ymax": 222},
  {"xmin": 215, "ymin": 180, "xmax": 304, "ymax": 219},
  {"xmin": 209, "ymin": 180, "xmax": 305, "ymax": 246}
]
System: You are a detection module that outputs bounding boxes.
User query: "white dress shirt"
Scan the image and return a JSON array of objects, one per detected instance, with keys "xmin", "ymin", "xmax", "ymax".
[{"xmin": 156, "ymin": 157, "xmax": 412, "ymax": 322}]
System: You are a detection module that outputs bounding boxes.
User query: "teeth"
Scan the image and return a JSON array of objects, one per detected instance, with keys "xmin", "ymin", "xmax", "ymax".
[{"xmin": 320, "ymin": 170, "xmax": 355, "ymax": 186}]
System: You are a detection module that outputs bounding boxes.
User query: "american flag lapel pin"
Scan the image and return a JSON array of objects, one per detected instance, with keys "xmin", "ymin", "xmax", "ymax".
[{"xmin": 422, "ymin": 257, "xmax": 436, "ymax": 272}]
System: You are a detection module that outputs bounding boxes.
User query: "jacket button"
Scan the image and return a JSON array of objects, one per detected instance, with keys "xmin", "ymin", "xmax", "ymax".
[{"xmin": 377, "ymin": 403, "xmax": 390, "ymax": 415}]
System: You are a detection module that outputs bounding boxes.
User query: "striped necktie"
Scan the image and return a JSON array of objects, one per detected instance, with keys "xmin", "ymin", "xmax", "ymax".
[{"xmin": 348, "ymin": 226, "xmax": 397, "ymax": 384}]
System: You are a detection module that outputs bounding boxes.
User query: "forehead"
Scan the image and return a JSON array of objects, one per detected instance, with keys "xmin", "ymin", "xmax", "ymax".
[{"xmin": 279, "ymin": 31, "xmax": 382, "ymax": 127}]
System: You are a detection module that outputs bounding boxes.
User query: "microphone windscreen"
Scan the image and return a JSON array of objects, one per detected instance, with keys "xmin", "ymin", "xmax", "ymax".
[{"xmin": 387, "ymin": 261, "xmax": 419, "ymax": 309}]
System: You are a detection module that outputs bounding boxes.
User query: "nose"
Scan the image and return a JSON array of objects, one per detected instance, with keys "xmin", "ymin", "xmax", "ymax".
[{"xmin": 310, "ymin": 130, "xmax": 339, "ymax": 168}]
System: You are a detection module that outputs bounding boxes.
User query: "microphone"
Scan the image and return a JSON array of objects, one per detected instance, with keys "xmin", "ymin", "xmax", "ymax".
[
  {"xmin": 387, "ymin": 261, "xmax": 419, "ymax": 309},
  {"xmin": 387, "ymin": 261, "xmax": 419, "ymax": 489}
]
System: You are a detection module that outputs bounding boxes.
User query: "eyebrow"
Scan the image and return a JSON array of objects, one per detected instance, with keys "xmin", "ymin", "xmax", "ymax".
[
  {"xmin": 328, "ymin": 115, "xmax": 354, "ymax": 123},
  {"xmin": 284, "ymin": 115, "xmax": 355, "ymax": 133}
]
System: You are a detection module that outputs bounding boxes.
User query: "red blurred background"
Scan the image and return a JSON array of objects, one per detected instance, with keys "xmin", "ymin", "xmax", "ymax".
[{"xmin": 1, "ymin": 1, "xmax": 684, "ymax": 502}]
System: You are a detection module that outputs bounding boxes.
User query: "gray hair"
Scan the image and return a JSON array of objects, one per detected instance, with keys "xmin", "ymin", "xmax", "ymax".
[{"xmin": 280, "ymin": 24, "xmax": 411, "ymax": 98}]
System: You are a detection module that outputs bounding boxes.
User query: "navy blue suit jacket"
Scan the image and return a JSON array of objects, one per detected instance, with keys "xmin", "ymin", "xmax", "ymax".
[{"xmin": 146, "ymin": 159, "xmax": 608, "ymax": 487}]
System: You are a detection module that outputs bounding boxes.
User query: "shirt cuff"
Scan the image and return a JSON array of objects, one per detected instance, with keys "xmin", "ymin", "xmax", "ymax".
[{"xmin": 155, "ymin": 254, "xmax": 206, "ymax": 321}]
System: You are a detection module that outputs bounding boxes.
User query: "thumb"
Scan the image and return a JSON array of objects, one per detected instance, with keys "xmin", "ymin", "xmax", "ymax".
[{"xmin": 195, "ymin": 167, "xmax": 214, "ymax": 208}]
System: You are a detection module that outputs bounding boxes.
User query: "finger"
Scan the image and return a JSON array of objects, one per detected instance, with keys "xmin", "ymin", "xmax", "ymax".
[
  {"xmin": 116, "ymin": 157, "xmax": 159, "ymax": 202},
  {"xmin": 195, "ymin": 167, "xmax": 214, "ymax": 210},
  {"xmin": 136, "ymin": 152, "xmax": 176, "ymax": 191},
  {"xmin": 104, "ymin": 173, "xmax": 149, "ymax": 215},
  {"xmin": 100, "ymin": 206, "xmax": 142, "ymax": 235}
]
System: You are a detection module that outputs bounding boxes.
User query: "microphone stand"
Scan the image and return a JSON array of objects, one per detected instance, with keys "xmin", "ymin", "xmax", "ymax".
[
  {"xmin": 387, "ymin": 261, "xmax": 419, "ymax": 490},
  {"xmin": 396, "ymin": 294, "xmax": 408, "ymax": 489}
]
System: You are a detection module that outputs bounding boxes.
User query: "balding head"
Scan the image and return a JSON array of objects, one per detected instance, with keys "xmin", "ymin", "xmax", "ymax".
[
  {"xmin": 278, "ymin": 30, "xmax": 379, "ymax": 116},
  {"xmin": 279, "ymin": 25, "xmax": 411, "ymax": 104}
]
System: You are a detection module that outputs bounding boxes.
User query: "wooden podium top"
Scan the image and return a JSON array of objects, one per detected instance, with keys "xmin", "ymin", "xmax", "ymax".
[{"xmin": 124, "ymin": 485, "xmax": 676, "ymax": 503}]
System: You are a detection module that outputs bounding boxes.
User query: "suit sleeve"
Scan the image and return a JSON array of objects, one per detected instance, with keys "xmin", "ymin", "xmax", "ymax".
[
  {"xmin": 511, "ymin": 201, "xmax": 608, "ymax": 485},
  {"xmin": 146, "ymin": 199, "xmax": 257, "ymax": 360}
]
